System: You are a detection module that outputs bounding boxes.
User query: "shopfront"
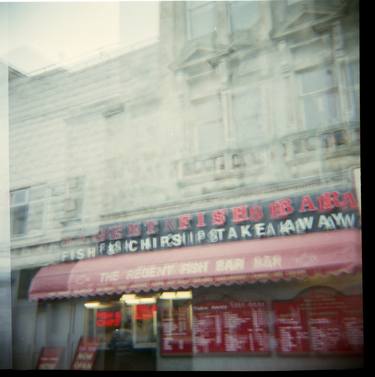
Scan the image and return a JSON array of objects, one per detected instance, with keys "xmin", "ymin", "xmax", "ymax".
[{"xmin": 28, "ymin": 188, "xmax": 363, "ymax": 371}]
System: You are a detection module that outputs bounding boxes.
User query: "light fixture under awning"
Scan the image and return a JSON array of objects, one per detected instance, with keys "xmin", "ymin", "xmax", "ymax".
[{"xmin": 29, "ymin": 229, "xmax": 362, "ymax": 301}]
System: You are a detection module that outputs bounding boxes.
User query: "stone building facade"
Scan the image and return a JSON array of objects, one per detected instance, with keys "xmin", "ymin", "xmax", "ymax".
[{"xmin": 9, "ymin": 1, "xmax": 360, "ymax": 371}]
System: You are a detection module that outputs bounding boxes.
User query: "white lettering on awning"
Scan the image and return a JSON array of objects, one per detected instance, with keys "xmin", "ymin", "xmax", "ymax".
[
  {"xmin": 253, "ymin": 255, "xmax": 282, "ymax": 269},
  {"xmin": 215, "ymin": 258, "xmax": 245, "ymax": 272}
]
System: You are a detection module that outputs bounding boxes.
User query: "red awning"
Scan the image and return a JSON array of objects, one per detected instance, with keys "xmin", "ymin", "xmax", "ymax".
[
  {"xmin": 28, "ymin": 262, "xmax": 77, "ymax": 300},
  {"xmin": 29, "ymin": 229, "xmax": 362, "ymax": 300}
]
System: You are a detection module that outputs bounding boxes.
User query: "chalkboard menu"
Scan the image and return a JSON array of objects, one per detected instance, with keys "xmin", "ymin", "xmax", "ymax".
[
  {"xmin": 192, "ymin": 301, "xmax": 269, "ymax": 354},
  {"xmin": 160, "ymin": 301, "xmax": 192, "ymax": 356},
  {"xmin": 273, "ymin": 290, "xmax": 363, "ymax": 355}
]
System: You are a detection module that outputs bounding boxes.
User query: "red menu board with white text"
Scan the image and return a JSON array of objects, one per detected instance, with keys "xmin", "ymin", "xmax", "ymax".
[
  {"xmin": 273, "ymin": 290, "xmax": 363, "ymax": 355},
  {"xmin": 192, "ymin": 301, "xmax": 269, "ymax": 354},
  {"xmin": 273, "ymin": 300, "xmax": 310, "ymax": 354},
  {"xmin": 71, "ymin": 337, "xmax": 99, "ymax": 370},
  {"xmin": 36, "ymin": 347, "xmax": 64, "ymax": 369}
]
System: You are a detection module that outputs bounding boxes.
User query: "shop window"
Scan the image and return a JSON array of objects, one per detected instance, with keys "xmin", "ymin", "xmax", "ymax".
[
  {"xmin": 232, "ymin": 87, "xmax": 263, "ymax": 148},
  {"xmin": 186, "ymin": 1, "xmax": 216, "ymax": 40},
  {"xmin": 83, "ymin": 296, "xmax": 157, "ymax": 352},
  {"xmin": 297, "ymin": 66, "xmax": 340, "ymax": 130},
  {"xmin": 10, "ymin": 186, "xmax": 45, "ymax": 237},
  {"xmin": 229, "ymin": 1, "xmax": 260, "ymax": 32}
]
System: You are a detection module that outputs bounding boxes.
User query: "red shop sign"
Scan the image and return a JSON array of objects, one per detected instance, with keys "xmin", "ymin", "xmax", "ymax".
[
  {"xmin": 135, "ymin": 304, "xmax": 156, "ymax": 320},
  {"xmin": 96, "ymin": 310, "xmax": 121, "ymax": 327}
]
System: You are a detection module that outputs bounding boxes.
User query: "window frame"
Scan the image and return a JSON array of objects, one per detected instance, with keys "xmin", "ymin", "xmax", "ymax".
[
  {"xmin": 10, "ymin": 186, "xmax": 47, "ymax": 238},
  {"xmin": 186, "ymin": 1, "xmax": 216, "ymax": 41},
  {"xmin": 10, "ymin": 188, "xmax": 29, "ymax": 237},
  {"xmin": 228, "ymin": 0, "xmax": 261, "ymax": 33},
  {"xmin": 296, "ymin": 65, "xmax": 341, "ymax": 130},
  {"xmin": 341, "ymin": 59, "xmax": 359, "ymax": 122},
  {"xmin": 63, "ymin": 176, "xmax": 85, "ymax": 221},
  {"xmin": 231, "ymin": 85, "xmax": 265, "ymax": 149},
  {"xmin": 191, "ymin": 93, "xmax": 225, "ymax": 156}
]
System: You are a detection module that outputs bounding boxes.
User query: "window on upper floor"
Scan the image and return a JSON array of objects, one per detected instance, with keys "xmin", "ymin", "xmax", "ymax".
[
  {"xmin": 63, "ymin": 176, "xmax": 85, "ymax": 221},
  {"xmin": 193, "ymin": 95, "xmax": 224, "ymax": 155},
  {"xmin": 297, "ymin": 66, "xmax": 340, "ymax": 130},
  {"xmin": 287, "ymin": 0, "xmax": 304, "ymax": 5},
  {"xmin": 232, "ymin": 87, "xmax": 264, "ymax": 148},
  {"xmin": 343, "ymin": 60, "xmax": 359, "ymax": 122},
  {"xmin": 229, "ymin": 1, "xmax": 260, "ymax": 32},
  {"xmin": 186, "ymin": 1, "xmax": 216, "ymax": 40},
  {"xmin": 10, "ymin": 189, "xmax": 28, "ymax": 237},
  {"xmin": 10, "ymin": 186, "xmax": 45, "ymax": 237}
]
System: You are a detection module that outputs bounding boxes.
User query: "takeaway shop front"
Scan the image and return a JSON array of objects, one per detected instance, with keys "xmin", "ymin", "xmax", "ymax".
[{"xmin": 29, "ymin": 187, "xmax": 363, "ymax": 371}]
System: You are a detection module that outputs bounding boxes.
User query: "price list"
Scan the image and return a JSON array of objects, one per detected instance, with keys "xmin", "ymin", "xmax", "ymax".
[
  {"xmin": 160, "ymin": 301, "xmax": 192, "ymax": 356},
  {"xmin": 307, "ymin": 294, "xmax": 363, "ymax": 354},
  {"xmin": 306, "ymin": 293, "xmax": 345, "ymax": 353},
  {"xmin": 273, "ymin": 300, "xmax": 310, "ymax": 354},
  {"xmin": 192, "ymin": 301, "xmax": 269, "ymax": 354},
  {"xmin": 341, "ymin": 295, "xmax": 363, "ymax": 353},
  {"xmin": 273, "ymin": 291, "xmax": 363, "ymax": 355}
]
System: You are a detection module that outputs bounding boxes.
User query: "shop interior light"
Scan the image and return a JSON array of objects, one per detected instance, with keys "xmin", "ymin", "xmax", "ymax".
[
  {"xmin": 84, "ymin": 301, "xmax": 104, "ymax": 309},
  {"xmin": 119, "ymin": 294, "xmax": 136, "ymax": 303},
  {"xmin": 159, "ymin": 292, "xmax": 176, "ymax": 300},
  {"xmin": 175, "ymin": 291, "xmax": 192, "ymax": 299},
  {"xmin": 138, "ymin": 297, "xmax": 157, "ymax": 304},
  {"xmin": 120, "ymin": 295, "xmax": 157, "ymax": 305},
  {"xmin": 123, "ymin": 298, "xmax": 140, "ymax": 305},
  {"xmin": 160, "ymin": 291, "xmax": 192, "ymax": 300}
]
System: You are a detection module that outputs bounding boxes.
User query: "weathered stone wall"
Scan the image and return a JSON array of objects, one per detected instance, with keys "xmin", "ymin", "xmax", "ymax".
[{"xmin": 9, "ymin": 0, "xmax": 359, "ymax": 267}]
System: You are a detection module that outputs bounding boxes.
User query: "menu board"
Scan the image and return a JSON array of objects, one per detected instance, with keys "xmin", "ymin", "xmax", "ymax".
[
  {"xmin": 36, "ymin": 347, "xmax": 64, "ymax": 369},
  {"xmin": 160, "ymin": 301, "xmax": 192, "ymax": 356},
  {"xmin": 71, "ymin": 337, "xmax": 99, "ymax": 370},
  {"xmin": 273, "ymin": 291, "xmax": 363, "ymax": 355},
  {"xmin": 273, "ymin": 300, "xmax": 310, "ymax": 353},
  {"xmin": 192, "ymin": 301, "xmax": 269, "ymax": 354},
  {"xmin": 306, "ymin": 293, "xmax": 363, "ymax": 354}
]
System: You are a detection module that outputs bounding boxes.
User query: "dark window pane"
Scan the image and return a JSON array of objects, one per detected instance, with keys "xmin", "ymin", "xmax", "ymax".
[{"xmin": 10, "ymin": 205, "xmax": 28, "ymax": 236}]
